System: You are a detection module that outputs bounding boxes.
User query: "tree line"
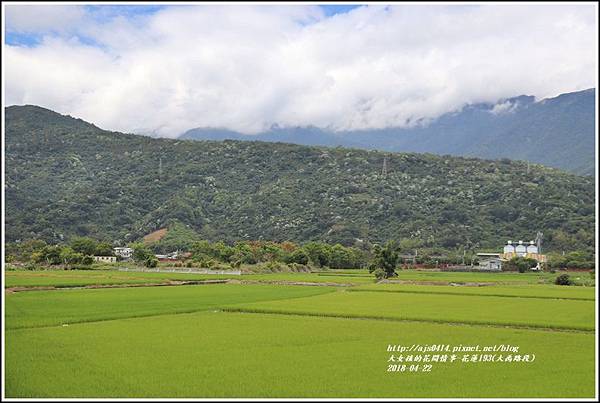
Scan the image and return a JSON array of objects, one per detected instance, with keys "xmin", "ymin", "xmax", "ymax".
[{"xmin": 6, "ymin": 236, "xmax": 594, "ymax": 273}]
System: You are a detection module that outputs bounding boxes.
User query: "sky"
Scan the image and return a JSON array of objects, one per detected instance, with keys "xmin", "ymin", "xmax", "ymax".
[{"xmin": 3, "ymin": 3, "xmax": 598, "ymax": 137}]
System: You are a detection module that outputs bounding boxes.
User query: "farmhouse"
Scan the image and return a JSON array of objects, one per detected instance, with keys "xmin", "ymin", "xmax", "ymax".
[
  {"xmin": 476, "ymin": 254, "xmax": 503, "ymax": 271},
  {"xmin": 113, "ymin": 247, "xmax": 133, "ymax": 260}
]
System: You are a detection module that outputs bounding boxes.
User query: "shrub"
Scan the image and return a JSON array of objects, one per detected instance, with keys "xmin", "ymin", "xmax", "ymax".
[
  {"xmin": 555, "ymin": 274, "xmax": 571, "ymax": 286},
  {"xmin": 506, "ymin": 256, "xmax": 537, "ymax": 272},
  {"xmin": 288, "ymin": 262, "xmax": 310, "ymax": 272},
  {"xmin": 24, "ymin": 262, "xmax": 39, "ymax": 270},
  {"xmin": 373, "ymin": 268, "xmax": 386, "ymax": 281},
  {"xmin": 145, "ymin": 257, "xmax": 159, "ymax": 268},
  {"xmin": 285, "ymin": 249, "xmax": 309, "ymax": 265}
]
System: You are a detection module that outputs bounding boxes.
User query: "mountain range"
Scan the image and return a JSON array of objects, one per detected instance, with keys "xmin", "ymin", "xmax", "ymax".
[
  {"xmin": 181, "ymin": 88, "xmax": 596, "ymax": 176},
  {"xmin": 5, "ymin": 105, "xmax": 595, "ymax": 253}
]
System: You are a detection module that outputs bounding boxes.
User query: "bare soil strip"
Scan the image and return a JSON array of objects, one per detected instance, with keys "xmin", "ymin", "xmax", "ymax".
[
  {"xmin": 5, "ymin": 279, "xmax": 354, "ymax": 293},
  {"xmin": 235, "ymin": 280, "xmax": 354, "ymax": 287},
  {"xmin": 5, "ymin": 280, "xmax": 229, "ymax": 293},
  {"xmin": 380, "ymin": 280, "xmax": 498, "ymax": 286}
]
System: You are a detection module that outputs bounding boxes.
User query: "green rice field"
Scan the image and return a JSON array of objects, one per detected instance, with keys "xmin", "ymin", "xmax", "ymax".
[
  {"xmin": 4, "ymin": 268, "xmax": 597, "ymax": 398},
  {"xmin": 351, "ymin": 283, "xmax": 596, "ymax": 300},
  {"xmin": 5, "ymin": 268, "xmax": 590, "ymax": 288}
]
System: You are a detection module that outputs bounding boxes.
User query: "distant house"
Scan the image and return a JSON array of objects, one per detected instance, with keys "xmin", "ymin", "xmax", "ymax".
[
  {"xmin": 94, "ymin": 256, "xmax": 116, "ymax": 263},
  {"xmin": 478, "ymin": 256, "xmax": 503, "ymax": 271},
  {"xmin": 114, "ymin": 247, "xmax": 133, "ymax": 260},
  {"xmin": 155, "ymin": 251, "xmax": 186, "ymax": 262}
]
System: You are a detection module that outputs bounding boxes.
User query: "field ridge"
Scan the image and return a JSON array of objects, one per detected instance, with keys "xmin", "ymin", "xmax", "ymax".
[
  {"xmin": 220, "ymin": 307, "xmax": 595, "ymax": 333},
  {"xmin": 346, "ymin": 288, "xmax": 596, "ymax": 301}
]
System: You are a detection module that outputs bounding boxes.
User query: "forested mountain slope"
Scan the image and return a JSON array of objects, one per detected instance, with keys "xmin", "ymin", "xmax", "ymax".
[
  {"xmin": 5, "ymin": 105, "xmax": 595, "ymax": 252},
  {"xmin": 182, "ymin": 88, "xmax": 596, "ymax": 176}
]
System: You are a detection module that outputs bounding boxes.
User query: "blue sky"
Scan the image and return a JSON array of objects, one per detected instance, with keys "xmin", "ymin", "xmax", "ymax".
[
  {"xmin": 5, "ymin": 4, "xmax": 363, "ymax": 47},
  {"xmin": 320, "ymin": 4, "xmax": 361, "ymax": 16}
]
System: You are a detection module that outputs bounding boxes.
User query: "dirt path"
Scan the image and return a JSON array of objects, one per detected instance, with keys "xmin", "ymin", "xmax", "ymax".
[
  {"xmin": 5, "ymin": 279, "xmax": 230, "ymax": 293},
  {"xmin": 5, "ymin": 278, "xmax": 358, "ymax": 293},
  {"xmin": 233, "ymin": 279, "xmax": 354, "ymax": 287},
  {"xmin": 380, "ymin": 279, "xmax": 497, "ymax": 286}
]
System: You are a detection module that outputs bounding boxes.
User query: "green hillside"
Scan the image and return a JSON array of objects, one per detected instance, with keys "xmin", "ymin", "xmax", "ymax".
[
  {"xmin": 182, "ymin": 89, "xmax": 596, "ymax": 176},
  {"xmin": 4, "ymin": 105, "xmax": 595, "ymax": 253}
]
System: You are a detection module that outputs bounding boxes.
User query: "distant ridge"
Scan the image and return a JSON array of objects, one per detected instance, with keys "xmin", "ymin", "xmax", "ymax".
[
  {"xmin": 180, "ymin": 88, "xmax": 596, "ymax": 176},
  {"xmin": 5, "ymin": 104, "xmax": 594, "ymax": 255}
]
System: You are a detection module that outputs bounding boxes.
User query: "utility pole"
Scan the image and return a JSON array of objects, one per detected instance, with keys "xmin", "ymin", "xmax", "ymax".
[
  {"xmin": 382, "ymin": 156, "xmax": 388, "ymax": 177},
  {"xmin": 158, "ymin": 156, "xmax": 163, "ymax": 181},
  {"xmin": 535, "ymin": 231, "xmax": 543, "ymax": 253}
]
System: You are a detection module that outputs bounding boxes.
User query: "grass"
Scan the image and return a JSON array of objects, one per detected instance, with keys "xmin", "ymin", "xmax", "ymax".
[
  {"xmin": 4, "ymin": 284, "xmax": 335, "ymax": 329},
  {"xmin": 7, "ymin": 267, "xmax": 593, "ymax": 289},
  {"xmin": 389, "ymin": 269, "xmax": 589, "ymax": 285},
  {"xmin": 232, "ymin": 289, "xmax": 595, "ymax": 331},
  {"xmin": 5, "ymin": 311, "xmax": 595, "ymax": 398},
  {"xmin": 351, "ymin": 283, "xmax": 596, "ymax": 300},
  {"xmin": 241, "ymin": 272, "xmax": 373, "ymax": 283}
]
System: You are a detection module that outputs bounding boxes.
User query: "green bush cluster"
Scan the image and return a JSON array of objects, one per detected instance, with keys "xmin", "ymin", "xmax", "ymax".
[
  {"xmin": 8, "ymin": 241, "xmax": 95, "ymax": 269},
  {"xmin": 555, "ymin": 274, "xmax": 572, "ymax": 286},
  {"xmin": 189, "ymin": 240, "xmax": 367, "ymax": 270},
  {"xmin": 505, "ymin": 256, "xmax": 539, "ymax": 273},
  {"xmin": 547, "ymin": 251, "xmax": 595, "ymax": 270}
]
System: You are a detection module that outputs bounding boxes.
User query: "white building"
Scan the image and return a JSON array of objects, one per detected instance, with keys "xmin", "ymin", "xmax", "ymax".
[
  {"xmin": 503, "ymin": 241, "xmax": 515, "ymax": 254},
  {"xmin": 526, "ymin": 241, "xmax": 538, "ymax": 254},
  {"xmin": 114, "ymin": 247, "xmax": 133, "ymax": 260},
  {"xmin": 479, "ymin": 257, "xmax": 503, "ymax": 271},
  {"xmin": 501, "ymin": 239, "xmax": 546, "ymax": 263},
  {"xmin": 515, "ymin": 240, "xmax": 527, "ymax": 257}
]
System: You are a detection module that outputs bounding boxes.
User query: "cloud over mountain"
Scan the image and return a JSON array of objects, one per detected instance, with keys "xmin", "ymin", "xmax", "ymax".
[{"xmin": 4, "ymin": 4, "xmax": 598, "ymax": 137}]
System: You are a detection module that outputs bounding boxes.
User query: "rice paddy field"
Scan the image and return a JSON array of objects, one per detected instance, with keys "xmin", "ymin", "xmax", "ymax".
[{"xmin": 4, "ymin": 268, "xmax": 597, "ymax": 398}]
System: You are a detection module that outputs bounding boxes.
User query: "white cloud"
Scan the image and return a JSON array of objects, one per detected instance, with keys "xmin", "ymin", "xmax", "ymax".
[
  {"xmin": 490, "ymin": 101, "xmax": 517, "ymax": 115},
  {"xmin": 5, "ymin": 4, "xmax": 86, "ymax": 33},
  {"xmin": 4, "ymin": 4, "xmax": 598, "ymax": 137}
]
